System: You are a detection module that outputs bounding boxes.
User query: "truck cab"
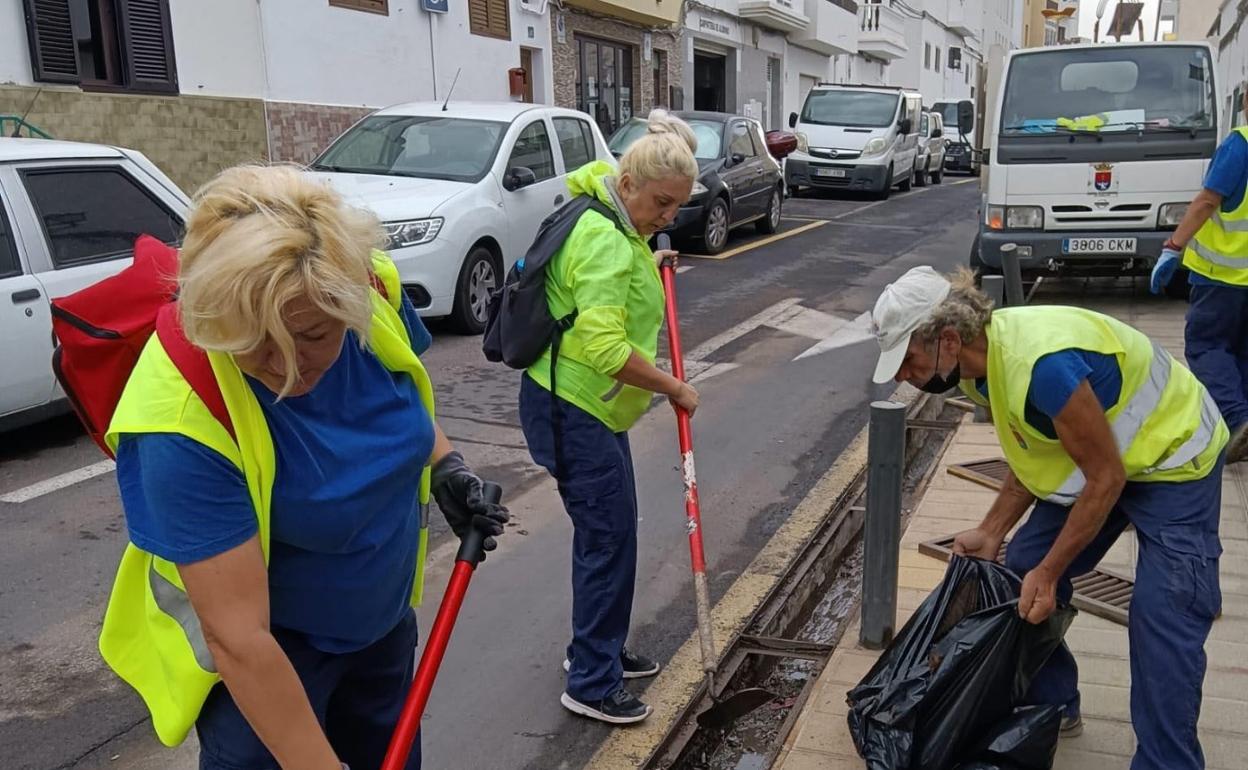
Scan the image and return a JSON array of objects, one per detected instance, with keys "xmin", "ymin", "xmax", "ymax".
[{"xmin": 975, "ymin": 42, "xmax": 1223, "ymax": 286}]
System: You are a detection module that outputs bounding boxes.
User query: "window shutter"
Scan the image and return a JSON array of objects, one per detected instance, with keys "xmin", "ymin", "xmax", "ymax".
[
  {"xmin": 117, "ymin": 0, "xmax": 178, "ymax": 94},
  {"xmin": 23, "ymin": 0, "xmax": 80, "ymax": 84},
  {"xmin": 469, "ymin": 0, "xmax": 510, "ymax": 39}
]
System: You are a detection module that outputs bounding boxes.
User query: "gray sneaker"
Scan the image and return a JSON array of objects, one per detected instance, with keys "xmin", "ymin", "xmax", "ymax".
[
  {"xmin": 1228, "ymin": 423, "xmax": 1248, "ymax": 465},
  {"xmin": 1060, "ymin": 713, "xmax": 1084, "ymax": 738}
]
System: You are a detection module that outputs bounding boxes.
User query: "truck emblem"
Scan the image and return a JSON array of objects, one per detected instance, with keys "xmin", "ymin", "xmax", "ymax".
[{"xmin": 1093, "ymin": 163, "xmax": 1113, "ymax": 192}]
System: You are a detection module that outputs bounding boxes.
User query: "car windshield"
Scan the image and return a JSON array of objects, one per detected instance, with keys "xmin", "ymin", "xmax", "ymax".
[
  {"xmin": 1000, "ymin": 46, "xmax": 1216, "ymax": 136},
  {"xmin": 609, "ymin": 118, "xmax": 724, "ymax": 160},
  {"xmin": 800, "ymin": 90, "xmax": 899, "ymax": 128},
  {"xmin": 312, "ymin": 115, "xmax": 508, "ymax": 183},
  {"xmin": 934, "ymin": 103, "xmax": 960, "ymax": 129}
]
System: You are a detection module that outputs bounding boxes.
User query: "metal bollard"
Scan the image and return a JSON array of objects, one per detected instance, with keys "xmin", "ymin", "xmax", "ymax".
[
  {"xmin": 1000, "ymin": 243, "xmax": 1025, "ymax": 307},
  {"xmin": 861, "ymin": 400, "xmax": 906, "ymax": 650}
]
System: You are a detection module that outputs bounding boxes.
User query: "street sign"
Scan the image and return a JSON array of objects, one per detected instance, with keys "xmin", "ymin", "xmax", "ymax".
[{"xmin": 421, "ymin": 0, "xmax": 448, "ymax": 13}]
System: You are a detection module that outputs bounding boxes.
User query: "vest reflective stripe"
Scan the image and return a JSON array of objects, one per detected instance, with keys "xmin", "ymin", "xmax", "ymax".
[
  {"xmin": 1188, "ymin": 236, "xmax": 1248, "ymax": 268},
  {"xmin": 1210, "ymin": 210, "xmax": 1248, "ymax": 232},
  {"xmin": 149, "ymin": 566, "xmax": 216, "ymax": 672},
  {"xmin": 1046, "ymin": 341, "xmax": 1221, "ymax": 504}
]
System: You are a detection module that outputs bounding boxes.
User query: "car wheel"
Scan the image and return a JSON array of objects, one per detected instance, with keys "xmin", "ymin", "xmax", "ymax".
[
  {"xmin": 875, "ymin": 166, "xmax": 894, "ymax": 200},
  {"xmin": 933, "ymin": 166, "xmax": 944, "ymax": 184},
  {"xmin": 916, "ymin": 161, "xmax": 929, "ymax": 187},
  {"xmin": 899, "ymin": 163, "xmax": 914, "ymax": 192},
  {"xmin": 788, "ymin": 185, "xmax": 802, "ymax": 199},
  {"xmin": 703, "ymin": 198, "xmax": 730, "ymax": 254},
  {"xmin": 757, "ymin": 187, "xmax": 782, "ymax": 234},
  {"xmin": 449, "ymin": 245, "xmax": 499, "ymax": 335}
]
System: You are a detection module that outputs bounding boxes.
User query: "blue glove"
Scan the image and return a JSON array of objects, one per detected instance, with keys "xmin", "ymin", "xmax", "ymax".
[{"xmin": 1150, "ymin": 247, "xmax": 1181, "ymax": 294}]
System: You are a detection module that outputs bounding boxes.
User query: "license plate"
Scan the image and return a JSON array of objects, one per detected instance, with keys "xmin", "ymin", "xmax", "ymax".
[
  {"xmin": 814, "ymin": 167, "xmax": 847, "ymax": 178},
  {"xmin": 1062, "ymin": 237, "xmax": 1137, "ymax": 255}
]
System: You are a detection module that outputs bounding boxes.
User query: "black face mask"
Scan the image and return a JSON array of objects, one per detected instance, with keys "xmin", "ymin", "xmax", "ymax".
[{"xmin": 919, "ymin": 340, "xmax": 961, "ymax": 394}]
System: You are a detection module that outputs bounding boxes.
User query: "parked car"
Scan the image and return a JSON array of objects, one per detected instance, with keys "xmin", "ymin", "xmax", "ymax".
[
  {"xmin": 932, "ymin": 99, "xmax": 980, "ymax": 175},
  {"xmin": 0, "ymin": 138, "xmax": 189, "ymax": 430},
  {"xmin": 914, "ymin": 111, "xmax": 946, "ymax": 186},
  {"xmin": 785, "ymin": 84, "xmax": 924, "ymax": 199},
  {"xmin": 608, "ymin": 111, "xmax": 784, "ymax": 254},
  {"xmin": 310, "ymin": 102, "xmax": 613, "ymax": 333}
]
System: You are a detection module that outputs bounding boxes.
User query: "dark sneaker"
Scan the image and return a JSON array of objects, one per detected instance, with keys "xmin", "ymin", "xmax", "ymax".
[
  {"xmin": 563, "ymin": 648, "xmax": 662, "ymax": 680},
  {"xmin": 1060, "ymin": 713, "xmax": 1084, "ymax": 738},
  {"xmin": 560, "ymin": 689, "xmax": 652, "ymax": 724},
  {"xmin": 1228, "ymin": 423, "xmax": 1248, "ymax": 465}
]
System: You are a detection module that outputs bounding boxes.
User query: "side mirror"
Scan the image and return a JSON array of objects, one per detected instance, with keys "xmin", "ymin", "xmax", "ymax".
[
  {"xmin": 503, "ymin": 166, "xmax": 537, "ymax": 191},
  {"xmin": 898, "ymin": 118, "xmax": 913, "ymax": 135},
  {"xmin": 933, "ymin": 127, "xmax": 943, "ymax": 138},
  {"xmin": 788, "ymin": 112, "xmax": 798, "ymax": 129},
  {"xmin": 730, "ymin": 152, "xmax": 746, "ymax": 165},
  {"xmin": 958, "ymin": 100, "xmax": 975, "ymax": 135}
]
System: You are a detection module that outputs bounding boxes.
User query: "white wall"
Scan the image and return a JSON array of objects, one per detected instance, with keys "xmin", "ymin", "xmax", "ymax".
[
  {"xmin": 783, "ymin": 44, "xmax": 834, "ymax": 121},
  {"xmin": 1, "ymin": 0, "xmax": 36, "ymax": 85},
  {"xmin": 168, "ymin": 0, "xmax": 265, "ymax": 99},
  {"xmin": 259, "ymin": 0, "xmax": 551, "ymax": 108}
]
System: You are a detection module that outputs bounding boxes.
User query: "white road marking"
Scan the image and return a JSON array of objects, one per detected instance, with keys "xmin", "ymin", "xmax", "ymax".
[
  {"xmin": 794, "ymin": 311, "xmax": 876, "ymax": 360},
  {"xmin": 1, "ymin": 460, "xmax": 116, "ymax": 504},
  {"xmin": 832, "ymin": 200, "xmax": 887, "ymax": 220},
  {"xmin": 949, "ymin": 177, "xmax": 979, "ymax": 185},
  {"xmin": 677, "ymin": 265, "xmax": 694, "ymax": 274}
]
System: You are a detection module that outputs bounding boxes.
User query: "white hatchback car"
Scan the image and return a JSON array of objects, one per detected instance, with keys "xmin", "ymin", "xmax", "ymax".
[
  {"xmin": 0, "ymin": 138, "xmax": 189, "ymax": 430},
  {"xmin": 310, "ymin": 102, "xmax": 614, "ymax": 333}
]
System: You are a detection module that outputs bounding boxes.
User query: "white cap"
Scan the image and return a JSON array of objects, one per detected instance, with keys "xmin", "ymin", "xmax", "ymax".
[{"xmin": 871, "ymin": 266, "xmax": 951, "ymax": 384}]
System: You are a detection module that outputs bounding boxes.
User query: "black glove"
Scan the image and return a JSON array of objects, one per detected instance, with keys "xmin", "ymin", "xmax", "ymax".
[{"xmin": 431, "ymin": 451, "xmax": 509, "ymax": 555}]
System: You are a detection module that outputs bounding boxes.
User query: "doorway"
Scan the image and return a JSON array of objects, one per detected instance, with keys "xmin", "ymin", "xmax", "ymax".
[
  {"xmin": 694, "ymin": 51, "xmax": 727, "ymax": 112},
  {"xmin": 519, "ymin": 48, "xmax": 535, "ymax": 103},
  {"xmin": 577, "ymin": 36, "xmax": 634, "ymax": 137}
]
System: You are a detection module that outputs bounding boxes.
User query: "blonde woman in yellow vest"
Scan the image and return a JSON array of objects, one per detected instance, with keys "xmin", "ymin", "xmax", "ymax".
[
  {"xmin": 1151, "ymin": 89, "xmax": 1248, "ymax": 464},
  {"xmin": 871, "ymin": 267, "xmax": 1227, "ymax": 770},
  {"xmin": 103, "ymin": 165, "xmax": 507, "ymax": 770}
]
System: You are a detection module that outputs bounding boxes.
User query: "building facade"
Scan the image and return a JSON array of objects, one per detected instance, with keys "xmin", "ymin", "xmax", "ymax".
[
  {"xmin": 1159, "ymin": 0, "xmax": 1219, "ymax": 41},
  {"xmin": 1, "ymin": 0, "xmax": 556, "ymax": 191}
]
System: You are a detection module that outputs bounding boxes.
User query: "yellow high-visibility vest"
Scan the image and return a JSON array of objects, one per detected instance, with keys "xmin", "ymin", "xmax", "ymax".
[
  {"xmin": 959, "ymin": 306, "xmax": 1226, "ymax": 505},
  {"xmin": 1183, "ymin": 125, "xmax": 1248, "ymax": 286},
  {"xmin": 99, "ymin": 251, "xmax": 435, "ymax": 746}
]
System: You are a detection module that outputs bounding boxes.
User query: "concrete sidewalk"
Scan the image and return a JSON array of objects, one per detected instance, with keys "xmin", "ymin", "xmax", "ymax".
[{"xmin": 773, "ymin": 290, "xmax": 1248, "ymax": 770}]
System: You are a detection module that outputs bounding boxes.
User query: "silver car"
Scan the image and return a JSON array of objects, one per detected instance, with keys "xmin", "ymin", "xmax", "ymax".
[{"xmin": 914, "ymin": 112, "xmax": 947, "ymax": 186}]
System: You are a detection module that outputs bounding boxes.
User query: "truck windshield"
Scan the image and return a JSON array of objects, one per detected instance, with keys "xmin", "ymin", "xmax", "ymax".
[
  {"xmin": 1000, "ymin": 46, "xmax": 1215, "ymax": 136},
  {"xmin": 933, "ymin": 103, "xmax": 960, "ymax": 130},
  {"xmin": 801, "ymin": 91, "xmax": 899, "ymax": 128}
]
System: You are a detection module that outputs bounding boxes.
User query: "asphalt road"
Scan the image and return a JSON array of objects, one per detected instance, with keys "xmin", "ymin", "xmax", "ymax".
[{"xmin": 1, "ymin": 177, "xmax": 985, "ymax": 770}]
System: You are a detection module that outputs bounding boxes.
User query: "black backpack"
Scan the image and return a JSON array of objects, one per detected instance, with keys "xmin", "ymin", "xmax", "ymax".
[
  {"xmin": 481, "ymin": 195, "xmax": 624, "ymax": 477},
  {"xmin": 482, "ymin": 195, "xmax": 621, "ymax": 368}
]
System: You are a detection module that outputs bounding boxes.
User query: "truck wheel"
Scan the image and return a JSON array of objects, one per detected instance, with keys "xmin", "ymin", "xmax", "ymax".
[
  {"xmin": 1164, "ymin": 267, "xmax": 1192, "ymax": 301},
  {"xmin": 916, "ymin": 162, "xmax": 928, "ymax": 187},
  {"xmin": 932, "ymin": 166, "xmax": 944, "ymax": 184}
]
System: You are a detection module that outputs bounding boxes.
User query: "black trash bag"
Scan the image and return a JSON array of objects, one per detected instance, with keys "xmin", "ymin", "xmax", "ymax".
[
  {"xmin": 954, "ymin": 705, "xmax": 1063, "ymax": 770},
  {"xmin": 846, "ymin": 556, "xmax": 1075, "ymax": 770}
]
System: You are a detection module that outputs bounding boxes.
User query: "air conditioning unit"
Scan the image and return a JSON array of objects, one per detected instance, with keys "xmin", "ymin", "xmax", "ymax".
[
  {"xmin": 948, "ymin": 47, "xmax": 962, "ymax": 71},
  {"xmin": 519, "ymin": 0, "xmax": 549, "ymax": 14}
]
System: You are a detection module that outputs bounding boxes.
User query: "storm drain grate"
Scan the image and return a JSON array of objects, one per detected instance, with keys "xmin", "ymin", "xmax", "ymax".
[
  {"xmin": 918, "ymin": 535, "xmax": 1132, "ymax": 626},
  {"xmin": 948, "ymin": 458, "xmax": 1011, "ymax": 490}
]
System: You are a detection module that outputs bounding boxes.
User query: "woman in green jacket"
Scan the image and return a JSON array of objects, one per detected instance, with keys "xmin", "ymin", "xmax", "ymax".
[{"xmin": 519, "ymin": 110, "xmax": 699, "ymax": 724}]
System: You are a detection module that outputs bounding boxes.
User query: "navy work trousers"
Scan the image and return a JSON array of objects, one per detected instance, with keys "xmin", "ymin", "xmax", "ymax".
[
  {"xmin": 196, "ymin": 609, "xmax": 420, "ymax": 770},
  {"xmin": 519, "ymin": 374, "xmax": 639, "ymax": 702},
  {"xmin": 1004, "ymin": 461, "xmax": 1223, "ymax": 770},
  {"xmin": 1185, "ymin": 282, "xmax": 1248, "ymax": 432}
]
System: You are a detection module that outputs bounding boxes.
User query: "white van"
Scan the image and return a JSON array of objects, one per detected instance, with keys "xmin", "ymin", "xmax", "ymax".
[{"xmin": 785, "ymin": 85, "xmax": 924, "ymax": 199}]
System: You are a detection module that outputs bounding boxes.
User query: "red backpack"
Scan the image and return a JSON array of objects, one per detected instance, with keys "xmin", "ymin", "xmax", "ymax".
[{"xmin": 50, "ymin": 235, "xmax": 234, "ymax": 458}]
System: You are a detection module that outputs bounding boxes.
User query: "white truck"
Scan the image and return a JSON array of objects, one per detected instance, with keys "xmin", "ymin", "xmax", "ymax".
[{"xmin": 974, "ymin": 41, "xmax": 1225, "ymax": 294}]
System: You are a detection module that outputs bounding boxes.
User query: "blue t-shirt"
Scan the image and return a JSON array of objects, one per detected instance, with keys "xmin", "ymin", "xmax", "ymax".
[
  {"xmin": 1191, "ymin": 132, "xmax": 1248, "ymax": 288},
  {"xmin": 116, "ymin": 300, "xmax": 435, "ymax": 653},
  {"xmin": 977, "ymin": 349, "xmax": 1122, "ymax": 439}
]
